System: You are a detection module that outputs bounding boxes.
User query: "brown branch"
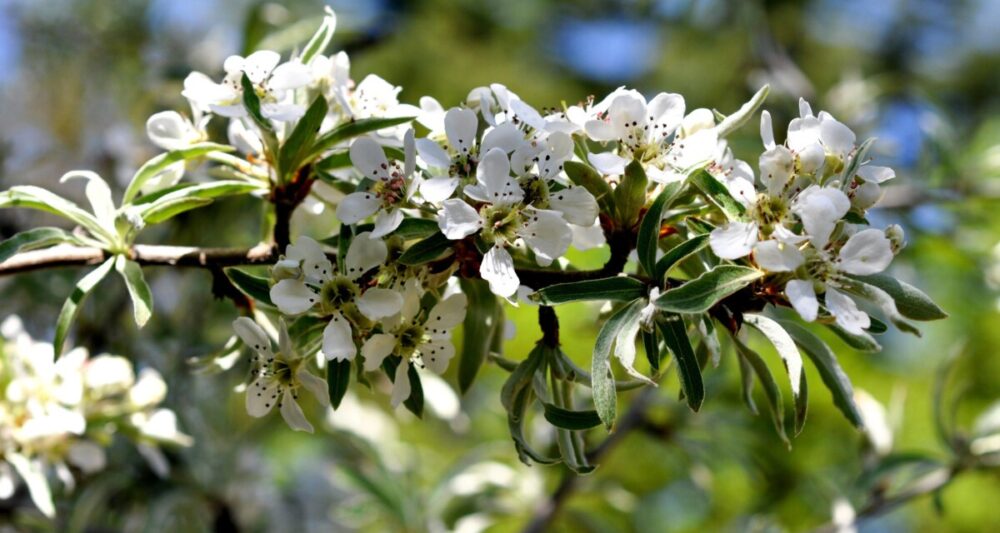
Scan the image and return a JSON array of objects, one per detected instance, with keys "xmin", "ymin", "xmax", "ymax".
[{"xmin": 0, "ymin": 244, "xmax": 276, "ymax": 276}]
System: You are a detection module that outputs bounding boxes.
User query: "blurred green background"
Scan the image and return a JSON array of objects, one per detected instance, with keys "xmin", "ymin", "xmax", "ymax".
[{"xmin": 1, "ymin": 0, "xmax": 999, "ymax": 531}]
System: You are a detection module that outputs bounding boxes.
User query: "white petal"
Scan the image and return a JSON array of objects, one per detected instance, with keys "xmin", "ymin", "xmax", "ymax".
[
  {"xmin": 286, "ymin": 236, "xmax": 333, "ymax": 280},
  {"xmin": 786, "ymin": 280, "xmax": 818, "ymax": 322},
  {"xmin": 297, "ymin": 368, "xmax": 331, "ymax": 407},
  {"xmin": 753, "ymin": 240, "xmax": 804, "ymax": 272},
  {"xmin": 584, "ymin": 119, "xmax": 617, "ymax": 141},
  {"xmin": 146, "ymin": 111, "xmax": 195, "ymax": 150},
  {"xmin": 345, "ymin": 231, "xmax": 387, "ymax": 278},
  {"xmin": 509, "ymin": 98, "xmax": 546, "ymax": 130},
  {"xmin": 322, "ymin": 312, "xmax": 356, "ymax": 361},
  {"xmin": 419, "ymin": 176, "xmax": 459, "ymax": 204},
  {"xmin": 481, "ymin": 245, "xmax": 519, "ymax": 298},
  {"xmin": 548, "ymin": 186, "xmax": 598, "ymax": 226},
  {"xmin": 793, "ymin": 186, "xmax": 851, "ymax": 248},
  {"xmin": 760, "ymin": 110, "xmax": 776, "ymax": 150},
  {"xmin": 588, "ymin": 152, "xmax": 628, "ymax": 176},
  {"xmin": 362, "ymin": 333, "xmax": 397, "ymax": 371},
  {"xmin": 759, "ymin": 147, "xmax": 795, "ymax": 196},
  {"xmin": 371, "ymin": 208, "xmax": 404, "ymax": 238},
  {"xmin": 233, "ymin": 317, "xmax": 272, "ymax": 354},
  {"xmin": 269, "ymin": 60, "xmax": 313, "ymax": 91},
  {"xmin": 445, "ymin": 107, "xmax": 478, "ymax": 155},
  {"xmin": 357, "ymin": 288, "xmax": 404, "ymax": 320},
  {"xmin": 607, "ymin": 92, "xmax": 648, "ymax": 137},
  {"xmin": 279, "ymin": 389, "xmax": 314, "ymax": 433},
  {"xmin": 837, "ymin": 228, "xmax": 894, "ymax": 275},
  {"xmin": 261, "ymin": 103, "xmax": 305, "ymax": 122},
  {"xmin": 269, "ymin": 279, "xmax": 317, "ymax": 315},
  {"xmin": 857, "ymin": 165, "xmax": 895, "ymax": 184},
  {"xmin": 245, "ymin": 377, "xmax": 280, "ymax": 417},
  {"xmin": 416, "ymin": 137, "xmax": 451, "ymax": 168},
  {"xmin": 336, "ymin": 191, "xmax": 381, "ymax": 224},
  {"xmin": 647, "ymin": 92, "xmax": 685, "ymax": 135},
  {"xmin": 520, "ymin": 209, "xmax": 573, "ymax": 266},
  {"xmin": 796, "ymin": 143, "xmax": 826, "ymax": 174},
  {"xmin": 475, "ymin": 147, "xmax": 522, "ymax": 205},
  {"xmin": 820, "ymin": 117, "xmax": 856, "ymax": 157},
  {"xmin": 425, "ymin": 292, "xmax": 468, "ymax": 337},
  {"xmin": 390, "ymin": 358, "xmax": 412, "ymax": 408},
  {"xmin": 670, "ymin": 128, "xmax": 717, "ymax": 171},
  {"xmin": 709, "ymin": 222, "xmax": 758, "ymax": 259},
  {"xmin": 481, "ymin": 122, "xmax": 524, "ymax": 153},
  {"xmin": 439, "ymin": 198, "xmax": 483, "ymax": 239},
  {"xmin": 571, "ymin": 221, "xmax": 606, "ymax": 250},
  {"xmin": 422, "ymin": 339, "xmax": 456, "ymax": 374},
  {"xmin": 7, "ymin": 453, "xmax": 55, "ymax": 518},
  {"xmin": 60, "ymin": 170, "xmax": 116, "ymax": 230},
  {"xmin": 350, "ymin": 136, "xmax": 391, "ymax": 181},
  {"xmin": 825, "ymin": 286, "xmax": 870, "ymax": 334}
]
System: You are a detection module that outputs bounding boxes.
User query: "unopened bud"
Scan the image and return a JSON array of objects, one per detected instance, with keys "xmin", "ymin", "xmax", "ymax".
[
  {"xmin": 885, "ymin": 224, "xmax": 906, "ymax": 254},
  {"xmin": 852, "ymin": 181, "xmax": 882, "ymax": 210},
  {"xmin": 271, "ymin": 258, "xmax": 302, "ymax": 281}
]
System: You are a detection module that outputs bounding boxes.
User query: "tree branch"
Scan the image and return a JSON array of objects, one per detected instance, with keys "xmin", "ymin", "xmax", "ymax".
[{"xmin": 0, "ymin": 244, "xmax": 276, "ymax": 276}]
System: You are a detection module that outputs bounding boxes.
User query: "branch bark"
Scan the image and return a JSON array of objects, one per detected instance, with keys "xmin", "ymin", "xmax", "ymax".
[{"xmin": 0, "ymin": 244, "xmax": 276, "ymax": 276}]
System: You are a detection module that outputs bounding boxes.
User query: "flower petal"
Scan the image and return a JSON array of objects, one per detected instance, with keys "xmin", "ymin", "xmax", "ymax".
[
  {"xmin": 297, "ymin": 368, "xmax": 330, "ymax": 407},
  {"xmin": 357, "ymin": 288, "xmax": 404, "ymax": 320},
  {"xmin": 520, "ymin": 209, "xmax": 573, "ymax": 267},
  {"xmin": 416, "ymin": 137, "xmax": 451, "ymax": 168},
  {"xmin": 269, "ymin": 279, "xmax": 317, "ymax": 315},
  {"xmin": 475, "ymin": 147, "xmax": 522, "ymax": 205},
  {"xmin": 286, "ymin": 236, "xmax": 333, "ymax": 281},
  {"xmin": 481, "ymin": 122, "xmax": 523, "ymax": 153},
  {"xmin": 390, "ymin": 358, "xmax": 412, "ymax": 408},
  {"xmin": 245, "ymin": 377, "xmax": 280, "ymax": 417},
  {"xmin": 344, "ymin": 231, "xmax": 387, "ymax": 279},
  {"xmin": 481, "ymin": 245, "xmax": 519, "ymax": 298},
  {"xmin": 269, "ymin": 60, "xmax": 312, "ymax": 91},
  {"xmin": 322, "ymin": 312, "xmax": 356, "ymax": 361},
  {"xmin": 419, "ymin": 176, "xmax": 459, "ymax": 204},
  {"xmin": 588, "ymin": 152, "xmax": 628, "ymax": 175},
  {"xmin": 279, "ymin": 389, "xmax": 314, "ymax": 433},
  {"xmin": 548, "ymin": 186, "xmax": 598, "ymax": 226},
  {"xmin": 362, "ymin": 333, "xmax": 397, "ymax": 371},
  {"xmin": 336, "ymin": 191, "xmax": 380, "ymax": 224},
  {"xmin": 349, "ymin": 136, "xmax": 391, "ymax": 181},
  {"xmin": 371, "ymin": 208, "xmax": 404, "ymax": 238},
  {"xmin": 837, "ymin": 228, "xmax": 894, "ymax": 275},
  {"xmin": 232, "ymin": 317, "xmax": 272, "ymax": 355},
  {"xmin": 753, "ymin": 240, "xmax": 804, "ymax": 272},
  {"xmin": 146, "ymin": 111, "xmax": 195, "ymax": 150},
  {"xmin": 825, "ymin": 286, "xmax": 870, "ymax": 334},
  {"xmin": 709, "ymin": 222, "xmax": 758, "ymax": 260},
  {"xmin": 445, "ymin": 107, "xmax": 478, "ymax": 155},
  {"xmin": 425, "ymin": 292, "xmax": 468, "ymax": 337},
  {"xmin": 857, "ymin": 165, "xmax": 895, "ymax": 184},
  {"xmin": 439, "ymin": 198, "xmax": 483, "ymax": 239},
  {"xmin": 793, "ymin": 186, "xmax": 851, "ymax": 248},
  {"xmin": 422, "ymin": 339, "xmax": 456, "ymax": 374},
  {"xmin": 786, "ymin": 279, "xmax": 818, "ymax": 322}
]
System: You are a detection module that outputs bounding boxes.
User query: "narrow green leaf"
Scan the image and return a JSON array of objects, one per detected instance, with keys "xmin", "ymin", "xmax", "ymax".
[
  {"xmin": 714, "ymin": 84, "xmax": 770, "ymax": 138},
  {"xmin": 733, "ymin": 335, "xmax": 789, "ymax": 445},
  {"xmin": 299, "ymin": 7, "xmax": 336, "ymax": 64},
  {"xmin": 614, "ymin": 160, "xmax": 648, "ymax": 228},
  {"xmin": 327, "ymin": 358, "xmax": 352, "ymax": 409},
  {"xmin": 398, "ymin": 232, "xmax": 453, "ymax": 266},
  {"xmin": 827, "ymin": 324, "xmax": 882, "ymax": 352},
  {"xmin": 592, "ymin": 298, "xmax": 646, "ymax": 429},
  {"xmin": 502, "ymin": 346, "xmax": 559, "ymax": 465},
  {"xmin": 458, "ymin": 278, "xmax": 498, "ymax": 393},
  {"xmin": 848, "ymin": 273, "xmax": 947, "ymax": 321},
  {"xmin": 637, "ymin": 184, "xmax": 681, "ymax": 276},
  {"xmin": 54, "ymin": 257, "xmax": 115, "ymax": 357},
  {"xmin": 241, "ymin": 73, "xmax": 274, "ymax": 134},
  {"xmin": 737, "ymin": 354, "xmax": 758, "ymax": 415},
  {"xmin": 225, "ymin": 268, "xmax": 274, "ymax": 306},
  {"xmin": 777, "ymin": 319, "xmax": 864, "ymax": 428},
  {"xmin": 391, "ymin": 218, "xmax": 440, "ymax": 240},
  {"xmin": 840, "ymin": 137, "xmax": 876, "ymax": 185},
  {"xmin": 689, "ymin": 169, "xmax": 746, "ymax": 220},
  {"xmin": 123, "ymin": 142, "xmax": 234, "ymax": 203},
  {"xmin": 657, "ymin": 314, "xmax": 704, "ymax": 411},
  {"xmin": 654, "ymin": 265, "xmax": 762, "ymax": 314},
  {"xmin": 0, "ymin": 227, "xmax": 80, "ymax": 263},
  {"xmin": 542, "ymin": 402, "xmax": 602, "ymax": 430},
  {"xmin": 655, "ymin": 233, "xmax": 710, "ymax": 280},
  {"xmin": 563, "ymin": 160, "xmax": 612, "ymax": 213},
  {"xmin": 642, "ymin": 329, "xmax": 659, "ymax": 372},
  {"xmin": 140, "ymin": 196, "xmax": 213, "ymax": 224},
  {"xmin": 840, "ymin": 279, "xmax": 921, "ymax": 336},
  {"xmin": 115, "ymin": 256, "xmax": 153, "ymax": 328},
  {"xmin": 1, "ymin": 186, "xmax": 111, "ymax": 243},
  {"xmin": 534, "ymin": 276, "xmax": 647, "ymax": 305},
  {"xmin": 744, "ymin": 314, "xmax": 806, "ymax": 435},
  {"xmin": 278, "ymin": 95, "xmax": 328, "ymax": 177},
  {"xmin": 310, "ymin": 116, "xmax": 415, "ymax": 158}
]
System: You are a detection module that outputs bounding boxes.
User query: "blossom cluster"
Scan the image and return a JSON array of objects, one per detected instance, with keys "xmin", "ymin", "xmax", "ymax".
[{"xmin": 0, "ymin": 316, "xmax": 190, "ymax": 517}]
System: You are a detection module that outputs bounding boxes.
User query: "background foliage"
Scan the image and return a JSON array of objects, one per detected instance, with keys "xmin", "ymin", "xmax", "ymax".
[{"xmin": 1, "ymin": 0, "xmax": 998, "ymax": 530}]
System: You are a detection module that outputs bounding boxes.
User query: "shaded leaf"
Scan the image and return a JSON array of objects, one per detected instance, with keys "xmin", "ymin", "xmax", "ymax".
[
  {"xmin": 534, "ymin": 276, "xmax": 647, "ymax": 305},
  {"xmin": 657, "ymin": 314, "xmax": 704, "ymax": 411},
  {"xmin": 54, "ymin": 257, "xmax": 115, "ymax": 357},
  {"xmin": 654, "ymin": 265, "xmax": 761, "ymax": 314}
]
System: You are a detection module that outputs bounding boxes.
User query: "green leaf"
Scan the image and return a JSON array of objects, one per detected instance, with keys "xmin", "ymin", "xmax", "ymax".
[
  {"xmin": 642, "ymin": 329, "xmax": 659, "ymax": 372},
  {"xmin": 737, "ymin": 354, "xmax": 758, "ymax": 414},
  {"xmin": 592, "ymin": 298, "xmax": 646, "ymax": 429},
  {"xmin": 614, "ymin": 160, "xmax": 648, "ymax": 228},
  {"xmin": 123, "ymin": 142, "xmax": 234, "ymax": 203},
  {"xmin": 114, "ymin": 256, "xmax": 153, "ymax": 328},
  {"xmin": 714, "ymin": 84, "xmax": 770, "ymax": 138},
  {"xmin": 501, "ymin": 346, "xmax": 559, "ymax": 465},
  {"xmin": 689, "ymin": 169, "xmax": 746, "ymax": 220},
  {"xmin": 657, "ymin": 314, "xmax": 704, "ymax": 411},
  {"xmin": 839, "ymin": 137, "xmax": 876, "ymax": 184},
  {"xmin": 732, "ymin": 335, "xmax": 789, "ymax": 446},
  {"xmin": 140, "ymin": 196, "xmax": 213, "ymax": 224},
  {"xmin": 458, "ymin": 278, "xmax": 498, "ymax": 393},
  {"xmin": 744, "ymin": 314, "xmax": 806, "ymax": 435},
  {"xmin": 54, "ymin": 257, "xmax": 115, "ymax": 358},
  {"xmin": 391, "ymin": 218, "xmax": 440, "ymax": 240},
  {"xmin": 278, "ymin": 94, "xmax": 329, "ymax": 177},
  {"xmin": 299, "ymin": 7, "xmax": 336, "ymax": 64},
  {"xmin": 0, "ymin": 227, "xmax": 81, "ymax": 263},
  {"xmin": 827, "ymin": 324, "xmax": 882, "ymax": 352},
  {"xmin": 654, "ymin": 265, "xmax": 762, "ymax": 314},
  {"xmin": 1, "ymin": 186, "xmax": 112, "ymax": 243},
  {"xmin": 398, "ymin": 232, "xmax": 453, "ymax": 266},
  {"xmin": 542, "ymin": 402, "xmax": 602, "ymax": 430},
  {"xmin": 848, "ymin": 273, "xmax": 947, "ymax": 321},
  {"xmin": 654, "ymin": 233, "xmax": 710, "ymax": 280},
  {"xmin": 327, "ymin": 358, "xmax": 352, "ymax": 410},
  {"xmin": 225, "ymin": 268, "xmax": 274, "ymax": 306},
  {"xmin": 839, "ymin": 279, "xmax": 921, "ymax": 336},
  {"xmin": 310, "ymin": 116, "xmax": 415, "ymax": 158},
  {"xmin": 563, "ymin": 160, "xmax": 612, "ymax": 213},
  {"xmin": 134, "ymin": 181, "xmax": 263, "ymax": 218},
  {"xmin": 777, "ymin": 319, "xmax": 864, "ymax": 428},
  {"xmin": 241, "ymin": 73, "xmax": 274, "ymax": 134},
  {"xmin": 534, "ymin": 276, "xmax": 647, "ymax": 305},
  {"xmin": 637, "ymin": 184, "xmax": 681, "ymax": 276}
]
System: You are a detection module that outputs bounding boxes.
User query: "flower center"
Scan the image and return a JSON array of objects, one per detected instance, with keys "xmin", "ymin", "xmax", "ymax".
[
  {"xmin": 520, "ymin": 176, "xmax": 549, "ymax": 208},
  {"xmin": 320, "ymin": 276, "xmax": 359, "ymax": 312},
  {"xmin": 480, "ymin": 204, "xmax": 525, "ymax": 244},
  {"xmin": 397, "ymin": 324, "xmax": 426, "ymax": 357},
  {"xmin": 753, "ymin": 193, "xmax": 788, "ymax": 232}
]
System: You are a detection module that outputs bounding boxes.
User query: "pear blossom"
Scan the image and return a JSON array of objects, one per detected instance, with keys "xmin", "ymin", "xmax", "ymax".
[
  {"xmin": 360, "ymin": 281, "xmax": 467, "ymax": 407},
  {"xmin": 337, "ymin": 130, "xmax": 416, "ymax": 237},
  {"xmin": 182, "ymin": 50, "xmax": 313, "ymax": 121},
  {"xmin": 269, "ymin": 234, "xmax": 402, "ymax": 361},
  {"xmin": 233, "ymin": 317, "xmax": 330, "ymax": 433}
]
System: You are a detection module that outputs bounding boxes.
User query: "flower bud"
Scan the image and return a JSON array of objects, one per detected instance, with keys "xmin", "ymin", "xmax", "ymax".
[
  {"xmin": 852, "ymin": 181, "xmax": 882, "ymax": 210},
  {"xmin": 885, "ymin": 224, "xmax": 906, "ymax": 254}
]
